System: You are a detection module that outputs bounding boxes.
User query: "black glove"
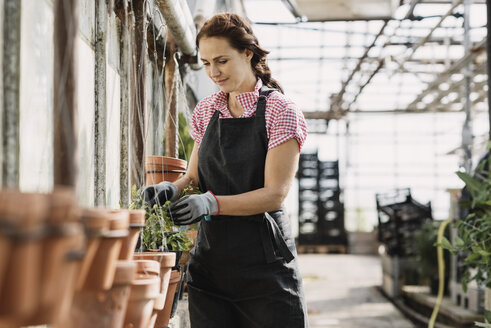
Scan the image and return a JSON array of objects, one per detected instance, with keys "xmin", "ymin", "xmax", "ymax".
[
  {"xmin": 142, "ymin": 181, "xmax": 178, "ymax": 207},
  {"xmin": 168, "ymin": 192, "xmax": 219, "ymax": 225}
]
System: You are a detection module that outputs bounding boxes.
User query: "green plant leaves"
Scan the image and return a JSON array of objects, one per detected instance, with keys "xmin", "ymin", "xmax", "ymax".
[
  {"xmin": 126, "ymin": 184, "xmax": 196, "ymax": 251},
  {"xmin": 436, "ymin": 236, "xmax": 453, "ymax": 251},
  {"xmin": 453, "ymin": 157, "xmax": 491, "ymax": 292},
  {"xmin": 457, "ymin": 171, "xmax": 483, "ymax": 199}
]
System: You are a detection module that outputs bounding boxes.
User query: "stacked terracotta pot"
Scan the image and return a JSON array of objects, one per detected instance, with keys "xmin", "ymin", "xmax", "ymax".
[
  {"xmin": 134, "ymin": 251, "xmax": 179, "ymax": 327},
  {"xmin": 69, "ymin": 208, "xmax": 135, "ymax": 328},
  {"xmin": 0, "ymin": 188, "xmax": 85, "ymax": 327},
  {"xmin": 0, "ymin": 187, "xmax": 184, "ymax": 328}
]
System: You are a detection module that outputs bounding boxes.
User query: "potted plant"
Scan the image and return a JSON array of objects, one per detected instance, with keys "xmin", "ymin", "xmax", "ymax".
[{"xmin": 440, "ymin": 148, "xmax": 490, "ymax": 326}]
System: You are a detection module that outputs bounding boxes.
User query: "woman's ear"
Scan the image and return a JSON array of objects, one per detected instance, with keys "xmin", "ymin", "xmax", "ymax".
[{"xmin": 244, "ymin": 49, "xmax": 253, "ymax": 61}]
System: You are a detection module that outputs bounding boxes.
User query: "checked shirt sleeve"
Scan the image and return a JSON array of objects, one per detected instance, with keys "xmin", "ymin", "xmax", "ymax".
[{"xmin": 267, "ymin": 97, "xmax": 308, "ymax": 151}]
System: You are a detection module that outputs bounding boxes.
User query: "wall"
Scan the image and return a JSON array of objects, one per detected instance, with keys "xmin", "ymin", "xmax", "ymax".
[{"xmin": 2, "ymin": 0, "xmax": 198, "ymax": 209}]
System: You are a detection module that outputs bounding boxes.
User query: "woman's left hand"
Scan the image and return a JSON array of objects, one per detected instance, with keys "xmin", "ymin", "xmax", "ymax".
[{"xmin": 168, "ymin": 191, "xmax": 219, "ymax": 225}]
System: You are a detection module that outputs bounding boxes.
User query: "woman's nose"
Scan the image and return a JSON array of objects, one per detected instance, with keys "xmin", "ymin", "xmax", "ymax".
[{"xmin": 210, "ymin": 65, "xmax": 220, "ymax": 77}]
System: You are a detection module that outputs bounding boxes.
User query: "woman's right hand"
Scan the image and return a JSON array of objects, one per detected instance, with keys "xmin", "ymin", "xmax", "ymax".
[{"xmin": 141, "ymin": 181, "xmax": 178, "ymax": 206}]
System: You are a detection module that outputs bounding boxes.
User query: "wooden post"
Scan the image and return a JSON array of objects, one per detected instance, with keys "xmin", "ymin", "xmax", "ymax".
[
  {"xmin": 53, "ymin": 0, "xmax": 78, "ymax": 187},
  {"xmin": 1, "ymin": 1, "xmax": 21, "ymax": 188},
  {"xmin": 94, "ymin": 0, "xmax": 107, "ymax": 205},
  {"xmin": 164, "ymin": 32, "xmax": 178, "ymax": 158},
  {"xmin": 130, "ymin": 0, "xmax": 147, "ymax": 188},
  {"xmin": 119, "ymin": 0, "xmax": 131, "ymax": 207}
]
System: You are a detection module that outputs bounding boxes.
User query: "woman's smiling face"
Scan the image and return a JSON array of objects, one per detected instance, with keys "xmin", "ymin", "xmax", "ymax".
[{"xmin": 199, "ymin": 36, "xmax": 255, "ymax": 94}]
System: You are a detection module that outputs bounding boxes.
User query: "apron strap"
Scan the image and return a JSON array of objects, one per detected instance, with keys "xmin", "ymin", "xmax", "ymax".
[
  {"xmin": 256, "ymin": 86, "xmax": 277, "ymax": 117},
  {"xmin": 261, "ymin": 212, "xmax": 294, "ymax": 264}
]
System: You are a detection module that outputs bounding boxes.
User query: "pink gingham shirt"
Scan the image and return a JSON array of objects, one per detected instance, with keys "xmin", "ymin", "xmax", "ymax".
[{"xmin": 191, "ymin": 79, "xmax": 307, "ymax": 151}]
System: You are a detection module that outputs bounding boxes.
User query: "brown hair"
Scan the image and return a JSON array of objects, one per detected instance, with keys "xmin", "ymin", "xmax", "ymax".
[{"xmin": 196, "ymin": 13, "xmax": 284, "ymax": 93}]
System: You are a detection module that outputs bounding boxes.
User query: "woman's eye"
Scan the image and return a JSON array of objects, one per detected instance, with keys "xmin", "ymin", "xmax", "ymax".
[
  {"xmin": 203, "ymin": 62, "xmax": 210, "ymax": 66},
  {"xmin": 218, "ymin": 60, "xmax": 227, "ymax": 64}
]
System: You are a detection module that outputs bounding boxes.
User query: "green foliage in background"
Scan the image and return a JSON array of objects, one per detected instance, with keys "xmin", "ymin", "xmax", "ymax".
[
  {"xmin": 162, "ymin": 112, "xmax": 194, "ymax": 161},
  {"xmin": 177, "ymin": 112, "xmax": 194, "ymax": 161},
  {"xmin": 439, "ymin": 146, "xmax": 491, "ymax": 292},
  {"xmin": 414, "ymin": 221, "xmax": 450, "ymax": 283}
]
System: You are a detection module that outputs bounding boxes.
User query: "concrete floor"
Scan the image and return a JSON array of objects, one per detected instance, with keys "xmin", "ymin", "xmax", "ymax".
[{"xmin": 298, "ymin": 254, "xmax": 415, "ymax": 328}]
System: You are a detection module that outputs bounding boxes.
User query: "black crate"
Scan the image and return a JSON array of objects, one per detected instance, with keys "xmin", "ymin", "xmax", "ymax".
[
  {"xmin": 375, "ymin": 188, "xmax": 432, "ymax": 257},
  {"xmin": 298, "ymin": 153, "xmax": 347, "ymax": 247}
]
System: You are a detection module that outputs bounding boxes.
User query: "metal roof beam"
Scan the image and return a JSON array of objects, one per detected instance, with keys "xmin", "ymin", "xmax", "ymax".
[
  {"xmin": 395, "ymin": 0, "xmax": 463, "ymax": 72},
  {"xmin": 330, "ymin": 20, "xmax": 389, "ymax": 111},
  {"xmin": 407, "ymin": 37, "xmax": 487, "ymax": 109}
]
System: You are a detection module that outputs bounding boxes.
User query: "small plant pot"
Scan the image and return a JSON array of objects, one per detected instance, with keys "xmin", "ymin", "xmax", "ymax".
[
  {"xmin": 69, "ymin": 260, "xmax": 136, "ymax": 328},
  {"xmin": 82, "ymin": 209, "xmax": 129, "ymax": 291},
  {"xmin": 119, "ymin": 209, "xmax": 145, "ymax": 260},
  {"xmin": 145, "ymin": 156, "xmax": 187, "ymax": 185},
  {"xmin": 134, "ymin": 260, "xmax": 165, "ymax": 328},
  {"xmin": 0, "ymin": 191, "xmax": 48, "ymax": 326},
  {"xmin": 29, "ymin": 188, "xmax": 86, "ymax": 326},
  {"xmin": 133, "ymin": 252, "xmax": 176, "ymax": 296},
  {"xmin": 157, "ymin": 269, "xmax": 182, "ymax": 328},
  {"xmin": 75, "ymin": 208, "xmax": 110, "ymax": 290},
  {"xmin": 124, "ymin": 276, "xmax": 160, "ymax": 328}
]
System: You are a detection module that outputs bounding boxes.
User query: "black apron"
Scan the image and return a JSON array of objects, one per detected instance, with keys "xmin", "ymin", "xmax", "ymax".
[{"xmin": 187, "ymin": 87, "xmax": 309, "ymax": 328}]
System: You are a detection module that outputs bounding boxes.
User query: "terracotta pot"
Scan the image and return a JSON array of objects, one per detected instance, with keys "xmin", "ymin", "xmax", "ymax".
[
  {"xmin": 178, "ymin": 250, "xmax": 190, "ymax": 268},
  {"xmin": 119, "ymin": 209, "xmax": 145, "ymax": 260},
  {"xmin": 186, "ymin": 229, "xmax": 198, "ymax": 249},
  {"xmin": 0, "ymin": 192, "xmax": 14, "ymax": 304},
  {"xmin": 75, "ymin": 208, "xmax": 110, "ymax": 290},
  {"xmin": 133, "ymin": 252, "xmax": 176, "ymax": 296},
  {"xmin": 134, "ymin": 260, "xmax": 164, "ymax": 328},
  {"xmin": 145, "ymin": 156, "xmax": 187, "ymax": 185},
  {"xmin": 0, "ymin": 191, "xmax": 48, "ymax": 326},
  {"xmin": 82, "ymin": 209, "xmax": 129, "ymax": 291},
  {"xmin": 134, "ymin": 259, "xmax": 161, "ymax": 277},
  {"xmin": 123, "ymin": 276, "xmax": 160, "ymax": 328},
  {"xmin": 69, "ymin": 260, "xmax": 136, "ymax": 328},
  {"xmin": 0, "ymin": 235, "xmax": 10, "ymax": 302},
  {"xmin": 29, "ymin": 188, "xmax": 86, "ymax": 326},
  {"xmin": 157, "ymin": 269, "xmax": 182, "ymax": 328},
  {"xmin": 134, "ymin": 252, "xmax": 176, "ymax": 328}
]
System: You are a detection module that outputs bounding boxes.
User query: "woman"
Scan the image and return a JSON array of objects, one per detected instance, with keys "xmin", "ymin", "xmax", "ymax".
[{"xmin": 143, "ymin": 13, "xmax": 308, "ymax": 327}]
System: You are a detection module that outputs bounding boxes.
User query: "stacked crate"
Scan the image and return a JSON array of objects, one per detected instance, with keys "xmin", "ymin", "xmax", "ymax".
[
  {"xmin": 376, "ymin": 188, "xmax": 432, "ymax": 297},
  {"xmin": 376, "ymin": 188, "xmax": 432, "ymax": 257},
  {"xmin": 297, "ymin": 153, "xmax": 347, "ymax": 251}
]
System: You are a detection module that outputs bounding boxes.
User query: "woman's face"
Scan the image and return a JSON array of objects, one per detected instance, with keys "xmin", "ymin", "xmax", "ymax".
[{"xmin": 199, "ymin": 36, "xmax": 255, "ymax": 94}]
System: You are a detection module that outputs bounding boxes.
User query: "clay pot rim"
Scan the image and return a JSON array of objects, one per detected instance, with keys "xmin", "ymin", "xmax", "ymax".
[
  {"xmin": 130, "ymin": 277, "xmax": 160, "ymax": 300},
  {"xmin": 0, "ymin": 191, "xmax": 49, "ymax": 230},
  {"xmin": 82, "ymin": 208, "xmax": 111, "ymax": 234},
  {"xmin": 134, "ymin": 260, "xmax": 160, "ymax": 276},
  {"xmin": 145, "ymin": 156, "xmax": 187, "ymax": 169},
  {"xmin": 113, "ymin": 260, "xmax": 137, "ymax": 285},
  {"xmin": 48, "ymin": 187, "xmax": 79, "ymax": 224},
  {"xmin": 169, "ymin": 270, "xmax": 181, "ymax": 283},
  {"xmin": 128, "ymin": 209, "xmax": 145, "ymax": 226},
  {"xmin": 133, "ymin": 251, "xmax": 176, "ymax": 268},
  {"xmin": 107, "ymin": 210, "xmax": 130, "ymax": 231}
]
